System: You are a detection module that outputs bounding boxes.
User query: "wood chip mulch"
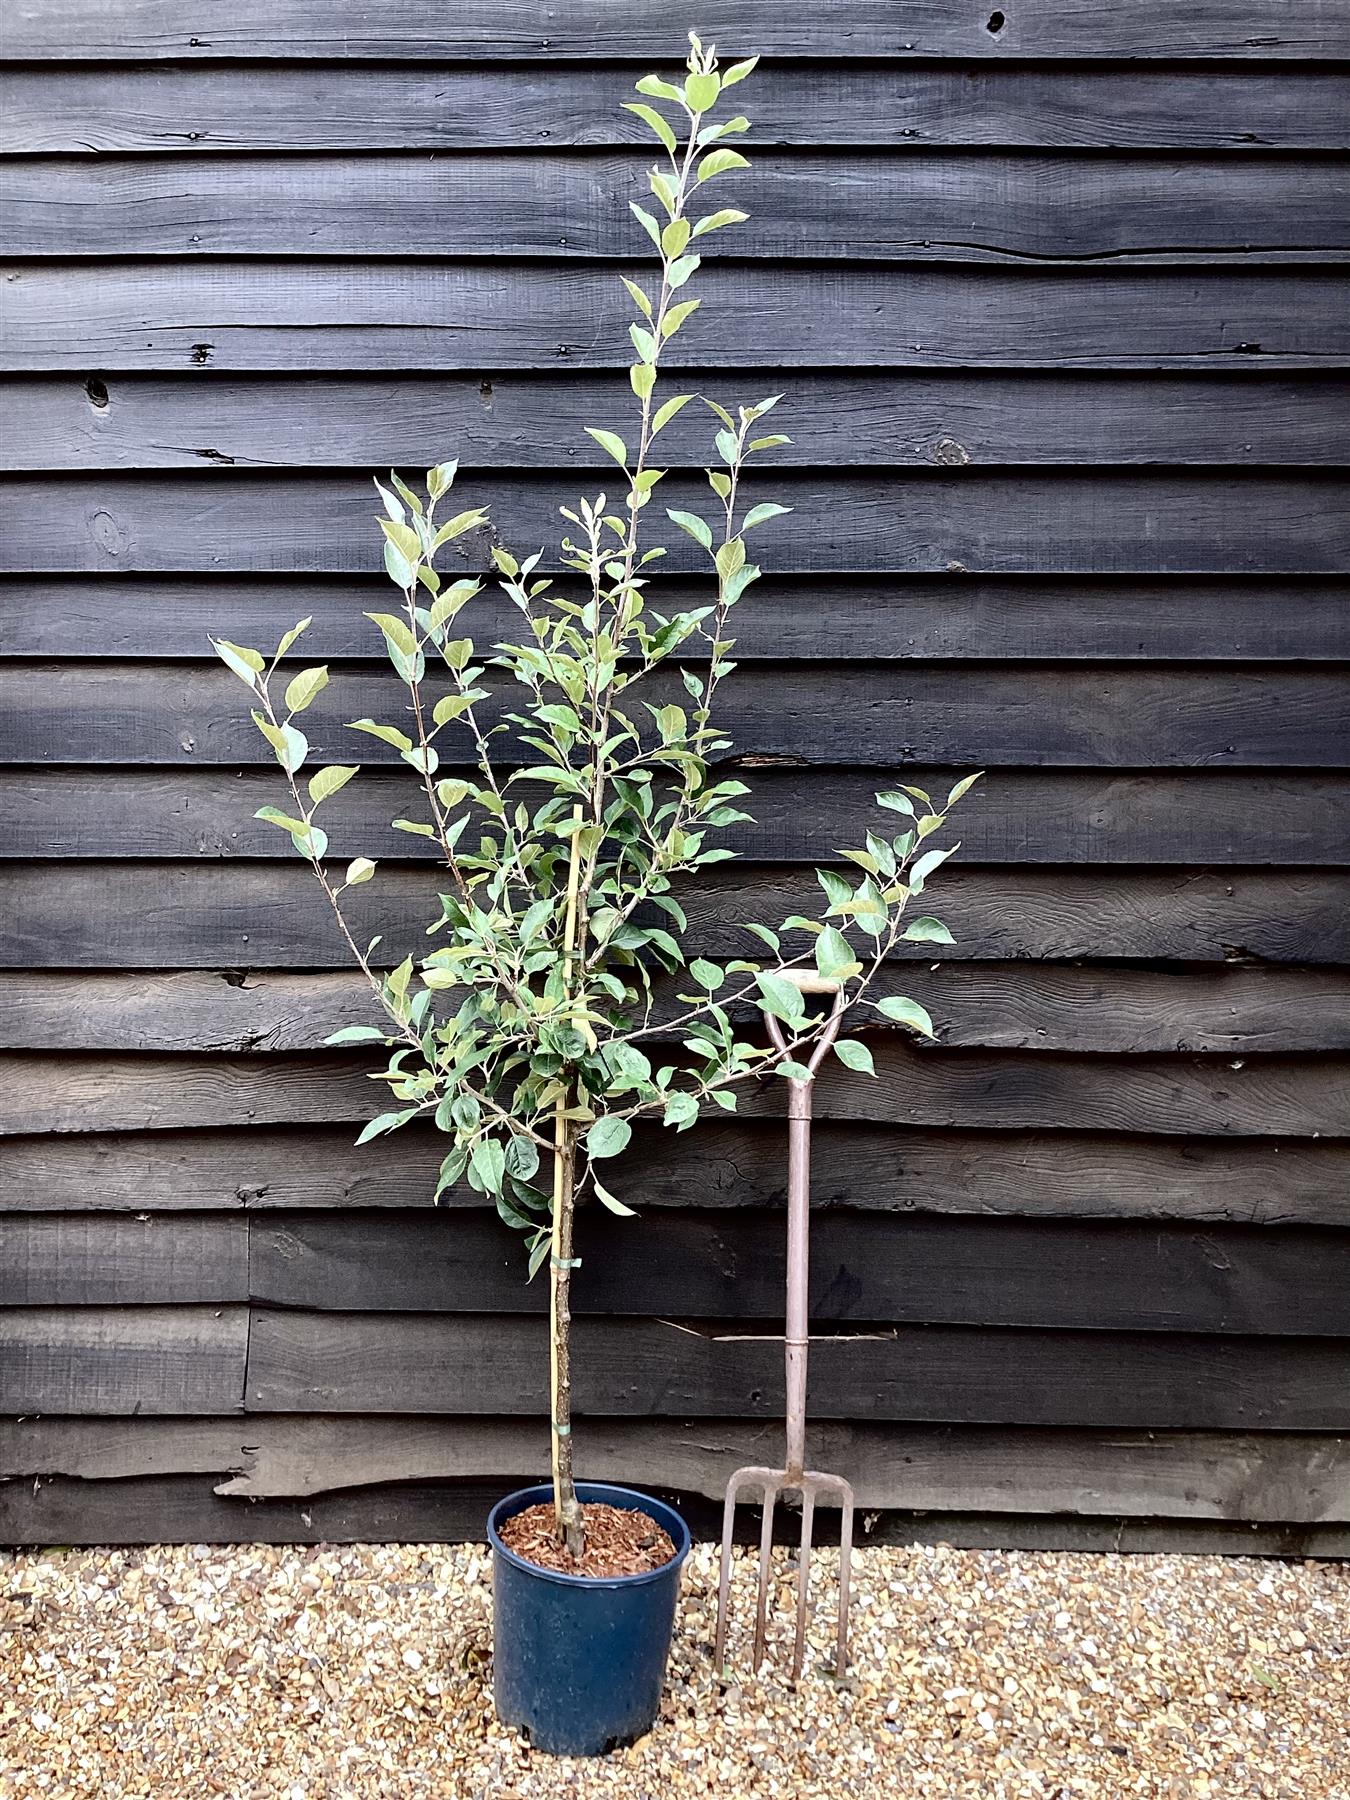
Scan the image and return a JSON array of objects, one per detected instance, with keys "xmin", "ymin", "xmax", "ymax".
[
  {"xmin": 2, "ymin": 1539, "xmax": 1346, "ymax": 1799},
  {"xmin": 499, "ymin": 1501, "xmax": 677, "ymax": 1577}
]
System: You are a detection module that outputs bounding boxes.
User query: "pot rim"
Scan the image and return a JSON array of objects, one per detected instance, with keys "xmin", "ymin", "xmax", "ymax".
[{"xmin": 487, "ymin": 1481, "xmax": 692, "ymax": 1592}]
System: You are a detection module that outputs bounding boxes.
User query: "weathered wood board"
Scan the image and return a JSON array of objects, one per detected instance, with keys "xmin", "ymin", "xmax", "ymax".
[{"xmin": 2, "ymin": 0, "xmax": 1347, "ymax": 1547}]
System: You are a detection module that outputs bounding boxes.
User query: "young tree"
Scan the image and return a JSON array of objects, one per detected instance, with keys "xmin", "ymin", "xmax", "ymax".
[{"xmin": 211, "ymin": 35, "xmax": 977, "ymax": 1557}]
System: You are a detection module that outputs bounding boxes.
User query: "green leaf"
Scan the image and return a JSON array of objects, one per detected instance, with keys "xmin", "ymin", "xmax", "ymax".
[
  {"xmin": 655, "ymin": 703, "xmax": 686, "ymax": 744},
  {"xmin": 698, "ymin": 147, "xmax": 750, "ymax": 182},
  {"xmin": 307, "ymin": 764, "xmax": 357, "ymax": 806},
  {"xmin": 662, "ymin": 298, "xmax": 701, "ymax": 340},
  {"xmin": 290, "ymin": 822, "xmax": 327, "ymax": 861},
  {"xmin": 383, "ymin": 538, "xmax": 415, "ymax": 589},
  {"xmin": 742, "ymin": 921, "xmax": 779, "ymax": 954},
  {"xmin": 585, "ymin": 427, "xmax": 629, "ymax": 467},
  {"xmin": 662, "ymin": 1092, "xmax": 700, "ymax": 1130},
  {"xmin": 689, "ymin": 957, "xmax": 725, "ymax": 990},
  {"xmin": 635, "ymin": 74, "xmax": 684, "ymax": 104},
  {"xmin": 432, "ymin": 693, "xmax": 474, "ymax": 728},
  {"xmin": 324, "ymin": 1025, "xmax": 387, "ymax": 1046},
  {"xmin": 660, "ymin": 216, "xmax": 691, "ymax": 259},
  {"xmin": 355, "ymin": 1110, "xmax": 415, "ymax": 1146},
  {"xmin": 495, "ymin": 1190, "xmax": 537, "ymax": 1232},
  {"xmin": 877, "ymin": 996, "xmax": 936, "ymax": 1040},
  {"xmin": 909, "ymin": 845, "xmax": 957, "ymax": 893},
  {"xmin": 902, "ymin": 916, "xmax": 955, "ymax": 946},
  {"xmin": 392, "ymin": 818, "xmax": 436, "ymax": 838},
  {"xmin": 253, "ymin": 804, "xmax": 306, "ymax": 834},
  {"xmin": 364, "ymin": 610, "xmax": 419, "ymax": 659},
  {"xmin": 629, "ymin": 201, "xmax": 664, "ymax": 251},
  {"xmin": 621, "ymin": 275, "xmax": 653, "ymax": 318},
  {"xmin": 344, "ymin": 857, "xmax": 377, "ymax": 886},
  {"xmin": 684, "ymin": 71, "xmax": 720, "ymax": 113},
  {"xmin": 816, "ymin": 868, "xmax": 854, "ymax": 913},
  {"xmin": 947, "ymin": 771, "xmax": 984, "ymax": 807},
  {"xmin": 210, "ymin": 637, "xmax": 263, "ymax": 686},
  {"xmin": 666, "ymin": 508, "xmax": 713, "ymax": 551},
  {"xmin": 280, "ymin": 720, "xmax": 311, "ymax": 770},
  {"xmin": 273, "ymin": 617, "xmax": 313, "ymax": 661},
  {"xmin": 470, "ymin": 1137, "xmax": 506, "ymax": 1195},
  {"xmin": 505, "ymin": 1134, "xmax": 540, "ymax": 1183},
  {"xmin": 814, "ymin": 925, "xmax": 861, "ymax": 981},
  {"xmin": 852, "ymin": 877, "xmax": 890, "ymax": 937},
  {"xmin": 348, "ymin": 718, "xmax": 413, "ymax": 753},
  {"xmin": 720, "ymin": 56, "xmax": 759, "ymax": 87},
  {"xmin": 876, "ymin": 791, "xmax": 916, "ymax": 818},
  {"xmin": 252, "ymin": 713, "xmax": 308, "ymax": 775},
  {"xmin": 373, "ymin": 478, "xmax": 405, "ymax": 524},
  {"xmin": 652, "ymin": 393, "xmax": 694, "ymax": 434},
  {"xmin": 714, "ymin": 537, "xmax": 745, "ymax": 582},
  {"xmin": 586, "ymin": 1116, "xmax": 632, "ymax": 1160},
  {"xmin": 283, "ymin": 664, "xmax": 329, "ymax": 715},
  {"xmin": 741, "ymin": 502, "xmax": 791, "ymax": 533},
  {"xmin": 666, "ymin": 254, "xmax": 700, "ymax": 288},
  {"xmin": 776, "ymin": 1059, "xmax": 813, "ymax": 1082},
  {"xmin": 605, "ymin": 1042, "xmax": 652, "ymax": 1089},
  {"xmin": 594, "ymin": 1178, "xmax": 637, "ymax": 1218},
  {"xmin": 430, "ymin": 509, "xmax": 487, "ymax": 551},
  {"xmin": 427, "ymin": 581, "xmax": 477, "ymax": 636},
  {"xmin": 630, "ymin": 362, "xmax": 656, "ymax": 401},
  {"xmin": 692, "ymin": 207, "xmax": 748, "ymax": 238},
  {"xmin": 623, "ymin": 101, "xmax": 677, "ymax": 153},
  {"xmin": 833, "ymin": 1039, "xmax": 876, "ymax": 1077},
  {"xmin": 427, "ymin": 459, "xmax": 458, "ymax": 500},
  {"xmin": 386, "ymin": 956, "xmax": 413, "ymax": 1004},
  {"xmin": 756, "ymin": 971, "xmax": 806, "ymax": 1025}
]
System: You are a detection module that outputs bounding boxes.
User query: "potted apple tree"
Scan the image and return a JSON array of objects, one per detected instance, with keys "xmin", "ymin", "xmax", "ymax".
[{"xmin": 210, "ymin": 35, "xmax": 974, "ymax": 1755}]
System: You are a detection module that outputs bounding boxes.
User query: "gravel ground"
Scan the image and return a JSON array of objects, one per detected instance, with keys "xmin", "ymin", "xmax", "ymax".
[{"xmin": 2, "ymin": 1539, "xmax": 1345, "ymax": 1799}]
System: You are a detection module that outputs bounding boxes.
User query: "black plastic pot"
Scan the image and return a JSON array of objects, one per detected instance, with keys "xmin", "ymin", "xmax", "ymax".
[{"xmin": 487, "ymin": 1481, "xmax": 692, "ymax": 1756}]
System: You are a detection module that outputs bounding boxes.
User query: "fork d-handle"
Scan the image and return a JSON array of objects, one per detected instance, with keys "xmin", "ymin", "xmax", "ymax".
[{"xmin": 764, "ymin": 977, "xmax": 846, "ymax": 1482}]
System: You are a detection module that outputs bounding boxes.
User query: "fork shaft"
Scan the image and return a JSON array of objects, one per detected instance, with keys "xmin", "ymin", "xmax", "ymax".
[{"xmin": 784, "ymin": 1078, "xmax": 812, "ymax": 1481}]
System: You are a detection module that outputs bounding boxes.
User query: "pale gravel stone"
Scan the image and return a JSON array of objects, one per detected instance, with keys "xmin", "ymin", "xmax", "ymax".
[{"xmin": 1, "ymin": 1540, "xmax": 1346, "ymax": 1799}]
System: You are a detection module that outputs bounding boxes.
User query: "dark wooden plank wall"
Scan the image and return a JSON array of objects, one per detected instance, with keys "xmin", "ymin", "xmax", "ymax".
[{"xmin": 1, "ymin": 3, "xmax": 1348, "ymax": 1551}]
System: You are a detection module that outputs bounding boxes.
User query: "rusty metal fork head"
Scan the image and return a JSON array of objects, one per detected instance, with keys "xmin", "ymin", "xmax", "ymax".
[{"xmin": 714, "ymin": 1465, "xmax": 855, "ymax": 1680}]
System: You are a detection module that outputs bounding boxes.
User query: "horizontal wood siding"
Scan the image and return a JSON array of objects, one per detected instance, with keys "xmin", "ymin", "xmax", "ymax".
[
  {"xmin": 8, "ymin": 264, "xmax": 1350, "ymax": 371},
  {"xmin": 1, "ymin": 5, "xmax": 1347, "ymax": 1549},
  {"xmin": 5, "ymin": 2, "xmax": 1345, "ymax": 60}
]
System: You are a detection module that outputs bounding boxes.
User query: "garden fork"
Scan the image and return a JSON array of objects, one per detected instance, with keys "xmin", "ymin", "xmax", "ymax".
[{"xmin": 714, "ymin": 972, "xmax": 855, "ymax": 1680}]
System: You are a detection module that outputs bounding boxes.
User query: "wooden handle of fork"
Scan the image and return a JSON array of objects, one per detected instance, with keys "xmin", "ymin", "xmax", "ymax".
[{"xmin": 774, "ymin": 970, "xmax": 842, "ymax": 994}]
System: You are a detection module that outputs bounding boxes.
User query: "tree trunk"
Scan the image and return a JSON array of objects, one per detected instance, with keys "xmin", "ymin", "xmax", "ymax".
[
  {"xmin": 549, "ymin": 1110, "xmax": 585, "ymax": 1557},
  {"xmin": 549, "ymin": 798, "xmax": 587, "ymax": 1557}
]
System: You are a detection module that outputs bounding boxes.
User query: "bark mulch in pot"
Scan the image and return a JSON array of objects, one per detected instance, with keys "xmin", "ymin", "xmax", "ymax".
[{"xmin": 498, "ymin": 1502, "xmax": 677, "ymax": 1578}]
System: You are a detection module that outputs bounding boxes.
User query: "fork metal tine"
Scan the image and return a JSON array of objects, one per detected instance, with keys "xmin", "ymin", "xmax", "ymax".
[
  {"xmin": 793, "ymin": 1487, "xmax": 816, "ymax": 1679},
  {"xmin": 751, "ymin": 1481, "xmax": 777, "ymax": 1669}
]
